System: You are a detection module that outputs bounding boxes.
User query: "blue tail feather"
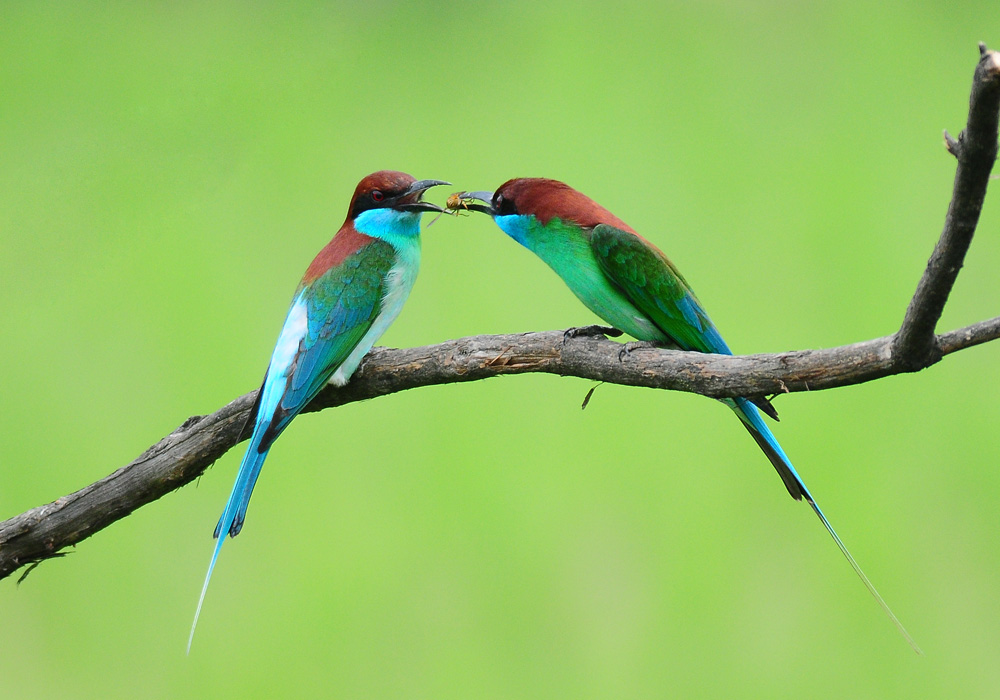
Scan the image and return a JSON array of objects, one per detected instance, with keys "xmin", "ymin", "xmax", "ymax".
[
  {"xmin": 730, "ymin": 397, "xmax": 922, "ymax": 654},
  {"xmin": 213, "ymin": 445, "xmax": 270, "ymax": 539},
  {"xmin": 188, "ymin": 438, "xmax": 270, "ymax": 653},
  {"xmin": 732, "ymin": 397, "xmax": 808, "ymax": 501}
]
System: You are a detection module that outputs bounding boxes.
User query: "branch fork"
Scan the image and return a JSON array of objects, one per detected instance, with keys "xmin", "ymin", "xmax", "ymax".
[{"xmin": 2, "ymin": 44, "xmax": 998, "ymax": 582}]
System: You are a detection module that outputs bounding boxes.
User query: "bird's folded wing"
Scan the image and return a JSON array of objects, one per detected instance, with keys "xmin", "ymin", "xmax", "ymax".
[
  {"xmin": 260, "ymin": 239, "xmax": 396, "ymax": 448},
  {"xmin": 589, "ymin": 224, "xmax": 730, "ymax": 355}
]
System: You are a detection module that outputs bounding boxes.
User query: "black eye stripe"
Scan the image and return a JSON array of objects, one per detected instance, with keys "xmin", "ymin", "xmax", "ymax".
[
  {"xmin": 350, "ymin": 183, "xmax": 411, "ymax": 219},
  {"xmin": 493, "ymin": 193, "xmax": 516, "ymax": 216}
]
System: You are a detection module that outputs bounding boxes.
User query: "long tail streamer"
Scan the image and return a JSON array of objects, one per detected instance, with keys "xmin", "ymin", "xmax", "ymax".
[{"xmin": 731, "ymin": 397, "xmax": 922, "ymax": 654}]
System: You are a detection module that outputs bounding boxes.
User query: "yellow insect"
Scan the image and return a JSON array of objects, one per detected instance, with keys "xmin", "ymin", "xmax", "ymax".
[{"xmin": 445, "ymin": 192, "xmax": 474, "ymax": 215}]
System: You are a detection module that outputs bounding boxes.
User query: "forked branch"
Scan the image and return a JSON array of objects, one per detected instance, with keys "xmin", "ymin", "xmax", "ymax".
[{"xmin": 1, "ymin": 44, "xmax": 997, "ymax": 583}]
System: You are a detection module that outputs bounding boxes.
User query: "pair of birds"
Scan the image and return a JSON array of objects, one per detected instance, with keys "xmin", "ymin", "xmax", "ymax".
[{"xmin": 189, "ymin": 170, "xmax": 919, "ymax": 652}]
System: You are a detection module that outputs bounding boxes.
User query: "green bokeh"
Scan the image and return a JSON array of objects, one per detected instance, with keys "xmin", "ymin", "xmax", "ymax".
[{"xmin": 2, "ymin": 2, "xmax": 998, "ymax": 697}]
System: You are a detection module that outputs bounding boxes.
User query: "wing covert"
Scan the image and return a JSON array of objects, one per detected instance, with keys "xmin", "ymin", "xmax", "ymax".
[
  {"xmin": 259, "ymin": 239, "xmax": 396, "ymax": 447},
  {"xmin": 590, "ymin": 224, "xmax": 729, "ymax": 354}
]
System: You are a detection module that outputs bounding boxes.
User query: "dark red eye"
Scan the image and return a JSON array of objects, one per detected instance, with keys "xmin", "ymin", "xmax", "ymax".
[{"xmin": 371, "ymin": 190, "xmax": 384, "ymax": 202}]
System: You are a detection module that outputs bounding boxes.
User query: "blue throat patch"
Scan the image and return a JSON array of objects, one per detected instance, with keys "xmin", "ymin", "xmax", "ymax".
[
  {"xmin": 355, "ymin": 208, "xmax": 422, "ymax": 246},
  {"xmin": 493, "ymin": 214, "xmax": 534, "ymax": 249}
]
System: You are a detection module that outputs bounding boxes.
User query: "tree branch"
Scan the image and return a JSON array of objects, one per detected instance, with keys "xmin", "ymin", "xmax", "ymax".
[
  {"xmin": 893, "ymin": 43, "xmax": 1000, "ymax": 367},
  {"xmin": 2, "ymin": 44, "xmax": 998, "ymax": 583}
]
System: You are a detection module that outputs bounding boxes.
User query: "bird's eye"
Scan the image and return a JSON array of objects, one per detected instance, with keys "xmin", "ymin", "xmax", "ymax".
[
  {"xmin": 494, "ymin": 193, "xmax": 514, "ymax": 216},
  {"xmin": 371, "ymin": 190, "xmax": 384, "ymax": 202}
]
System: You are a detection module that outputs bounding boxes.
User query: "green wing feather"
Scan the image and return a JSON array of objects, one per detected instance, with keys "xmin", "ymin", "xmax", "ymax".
[
  {"xmin": 586, "ymin": 228, "xmax": 917, "ymax": 650},
  {"xmin": 260, "ymin": 240, "xmax": 395, "ymax": 448},
  {"xmin": 590, "ymin": 224, "xmax": 729, "ymax": 355},
  {"xmin": 590, "ymin": 224, "xmax": 780, "ymax": 421}
]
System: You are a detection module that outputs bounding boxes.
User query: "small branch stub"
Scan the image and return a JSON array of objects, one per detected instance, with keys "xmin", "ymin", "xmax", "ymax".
[{"xmin": 944, "ymin": 129, "xmax": 961, "ymax": 157}]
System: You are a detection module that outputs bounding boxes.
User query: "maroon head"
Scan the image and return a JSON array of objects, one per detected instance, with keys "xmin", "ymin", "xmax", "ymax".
[
  {"xmin": 346, "ymin": 170, "xmax": 450, "ymax": 223},
  {"xmin": 455, "ymin": 177, "xmax": 635, "ymax": 233}
]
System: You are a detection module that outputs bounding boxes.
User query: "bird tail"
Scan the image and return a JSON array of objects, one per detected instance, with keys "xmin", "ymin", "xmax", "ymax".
[
  {"xmin": 214, "ymin": 441, "xmax": 270, "ymax": 540},
  {"xmin": 729, "ymin": 397, "xmax": 922, "ymax": 654},
  {"xmin": 187, "ymin": 440, "xmax": 270, "ymax": 653}
]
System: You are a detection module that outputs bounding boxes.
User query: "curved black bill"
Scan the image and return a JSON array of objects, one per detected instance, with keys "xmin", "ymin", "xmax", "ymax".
[{"xmin": 395, "ymin": 179, "xmax": 451, "ymax": 213}]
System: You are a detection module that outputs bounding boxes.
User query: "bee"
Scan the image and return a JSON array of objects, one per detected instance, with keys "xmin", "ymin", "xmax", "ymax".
[{"xmin": 445, "ymin": 192, "xmax": 473, "ymax": 215}]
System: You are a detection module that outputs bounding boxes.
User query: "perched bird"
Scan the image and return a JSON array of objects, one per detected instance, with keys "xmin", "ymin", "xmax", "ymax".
[
  {"xmin": 189, "ymin": 171, "xmax": 448, "ymax": 651},
  {"xmin": 453, "ymin": 178, "xmax": 919, "ymax": 651}
]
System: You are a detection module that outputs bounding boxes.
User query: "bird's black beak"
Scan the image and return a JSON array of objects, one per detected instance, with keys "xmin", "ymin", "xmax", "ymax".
[
  {"xmin": 448, "ymin": 190, "xmax": 495, "ymax": 215},
  {"xmin": 394, "ymin": 179, "xmax": 451, "ymax": 213}
]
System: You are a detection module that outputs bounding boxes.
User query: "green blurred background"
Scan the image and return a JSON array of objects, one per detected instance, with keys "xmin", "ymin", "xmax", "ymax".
[{"xmin": 2, "ymin": 2, "xmax": 998, "ymax": 697}]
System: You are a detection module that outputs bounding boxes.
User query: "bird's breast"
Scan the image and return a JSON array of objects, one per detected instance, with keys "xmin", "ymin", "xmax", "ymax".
[{"xmin": 328, "ymin": 246, "xmax": 420, "ymax": 386}]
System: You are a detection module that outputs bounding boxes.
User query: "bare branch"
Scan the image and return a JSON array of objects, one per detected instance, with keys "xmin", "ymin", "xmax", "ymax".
[
  {"xmin": 937, "ymin": 315, "xmax": 1000, "ymax": 354},
  {"xmin": 2, "ymin": 45, "xmax": 998, "ymax": 583},
  {"xmin": 3, "ymin": 314, "xmax": 998, "ymax": 582},
  {"xmin": 894, "ymin": 44, "xmax": 1000, "ymax": 368}
]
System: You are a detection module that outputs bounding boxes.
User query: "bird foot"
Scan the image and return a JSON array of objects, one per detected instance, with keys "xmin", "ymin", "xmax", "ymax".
[
  {"xmin": 617, "ymin": 340, "xmax": 662, "ymax": 362},
  {"xmin": 562, "ymin": 325, "xmax": 624, "ymax": 345}
]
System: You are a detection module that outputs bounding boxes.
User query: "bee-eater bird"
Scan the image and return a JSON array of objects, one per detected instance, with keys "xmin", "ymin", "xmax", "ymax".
[
  {"xmin": 453, "ymin": 178, "xmax": 919, "ymax": 652},
  {"xmin": 188, "ymin": 171, "xmax": 448, "ymax": 651}
]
